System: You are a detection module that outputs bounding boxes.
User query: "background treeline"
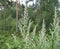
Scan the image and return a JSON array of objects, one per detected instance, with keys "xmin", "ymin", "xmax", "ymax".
[{"xmin": 0, "ymin": 0, "xmax": 59, "ymax": 31}]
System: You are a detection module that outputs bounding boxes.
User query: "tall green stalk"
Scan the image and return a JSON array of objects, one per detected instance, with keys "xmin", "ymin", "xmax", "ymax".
[
  {"xmin": 23, "ymin": 2, "xmax": 29, "ymax": 27},
  {"xmin": 51, "ymin": 7, "xmax": 59, "ymax": 49}
]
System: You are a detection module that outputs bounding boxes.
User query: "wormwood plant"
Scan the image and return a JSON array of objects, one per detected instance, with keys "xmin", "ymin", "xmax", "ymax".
[
  {"xmin": 37, "ymin": 19, "xmax": 49, "ymax": 49},
  {"xmin": 5, "ymin": 7, "xmax": 60, "ymax": 49},
  {"xmin": 18, "ymin": 19, "xmax": 37, "ymax": 49},
  {"xmin": 23, "ymin": 1, "xmax": 29, "ymax": 26},
  {"xmin": 5, "ymin": 19, "xmax": 48, "ymax": 49},
  {"xmin": 50, "ymin": 7, "xmax": 60, "ymax": 49}
]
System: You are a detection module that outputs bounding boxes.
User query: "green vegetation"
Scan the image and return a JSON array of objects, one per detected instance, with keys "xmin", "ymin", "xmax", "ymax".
[{"xmin": 0, "ymin": 0, "xmax": 60, "ymax": 49}]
